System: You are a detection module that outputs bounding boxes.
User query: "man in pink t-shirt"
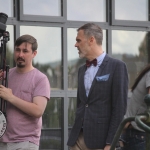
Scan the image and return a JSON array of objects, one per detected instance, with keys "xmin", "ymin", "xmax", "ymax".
[{"xmin": 0, "ymin": 34, "xmax": 50, "ymax": 150}]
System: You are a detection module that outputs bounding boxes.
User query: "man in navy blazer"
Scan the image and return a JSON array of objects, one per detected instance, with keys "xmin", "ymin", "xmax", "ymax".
[{"xmin": 67, "ymin": 23, "xmax": 128, "ymax": 150}]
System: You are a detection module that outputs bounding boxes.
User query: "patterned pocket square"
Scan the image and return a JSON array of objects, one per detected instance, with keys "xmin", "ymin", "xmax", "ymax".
[{"xmin": 96, "ymin": 74, "xmax": 110, "ymax": 81}]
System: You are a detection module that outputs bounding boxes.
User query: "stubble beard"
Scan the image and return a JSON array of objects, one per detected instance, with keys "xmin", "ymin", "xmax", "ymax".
[
  {"xmin": 79, "ymin": 53, "xmax": 83, "ymax": 58},
  {"xmin": 79, "ymin": 50, "xmax": 87, "ymax": 59}
]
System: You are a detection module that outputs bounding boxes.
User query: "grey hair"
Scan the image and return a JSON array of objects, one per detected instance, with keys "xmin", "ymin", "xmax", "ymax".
[{"xmin": 77, "ymin": 23, "xmax": 103, "ymax": 45}]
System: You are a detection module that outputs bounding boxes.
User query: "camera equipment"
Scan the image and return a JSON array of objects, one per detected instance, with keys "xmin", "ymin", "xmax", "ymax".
[
  {"xmin": 0, "ymin": 12, "xmax": 10, "ymax": 138},
  {"xmin": 0, "ymin": 13, "xmax": 8, "ymax": 32}
]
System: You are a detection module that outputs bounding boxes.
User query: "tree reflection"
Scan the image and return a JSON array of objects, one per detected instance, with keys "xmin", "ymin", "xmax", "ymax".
[
  {"xmin": 112, "ymin": 33, "xmax": 150, "ymax": 89},
  {"xmin": 121, "ymin": 32, "xmax": 150, "ymax": 89},
  {"xmin": 33, "ymin": 61, "xmax": 62, "ymax": 89},
  {"xmin": 68, "ymin": 58, "xmax": 85, "ymax": 89},
  {"xmin": 40, "ymin": 98, "xmax": 62, "ymax": 149}
]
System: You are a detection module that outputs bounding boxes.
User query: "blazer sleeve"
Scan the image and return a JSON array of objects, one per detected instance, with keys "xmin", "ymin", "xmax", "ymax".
[
  {"xmin": 77, "ymin": 68, "xmax": 81, "ymax": 108},
  {"xmin": 106, "ymin": 60, "xmax": 128, "ymax": 144}
]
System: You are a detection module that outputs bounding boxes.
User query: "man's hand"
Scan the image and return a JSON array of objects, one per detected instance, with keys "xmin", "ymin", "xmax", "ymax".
[
  {"xmin": 104, "ymin": 145, "xmax": 111, "ymax": 150},
  {"xmin": 0, "ymin": 70, "xmax": 4, "ymax": 80},
  {"xmin": 0, "ymin": 85, "xmax": 13, "ymax": 102}
]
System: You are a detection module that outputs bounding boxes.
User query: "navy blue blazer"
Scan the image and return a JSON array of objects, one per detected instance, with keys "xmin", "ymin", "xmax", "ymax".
[{"xmin": 67, "ymin": 54, "xmax": 128, "ymax": 149}]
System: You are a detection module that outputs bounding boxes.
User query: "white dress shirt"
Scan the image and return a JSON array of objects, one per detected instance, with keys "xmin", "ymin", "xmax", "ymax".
[{"xmin": 84, "ymin": 52, "xmax": 106, "ymax": 97}]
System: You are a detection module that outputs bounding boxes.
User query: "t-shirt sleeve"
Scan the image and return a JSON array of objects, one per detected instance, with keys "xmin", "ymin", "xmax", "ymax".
[{"xmin": 33, "ymin": 76, "xmax": 50, "ymax": 100}]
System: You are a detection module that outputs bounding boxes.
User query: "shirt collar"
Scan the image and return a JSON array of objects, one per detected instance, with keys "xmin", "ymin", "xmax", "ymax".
[{"xmin": 96, "ymin": 52, "xmax": 106, "ymax": 66}]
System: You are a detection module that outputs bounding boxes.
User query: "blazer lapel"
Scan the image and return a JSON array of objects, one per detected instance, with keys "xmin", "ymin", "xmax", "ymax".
[{"xmin": 87, "ymin": 54, "xmax": 110, "ymax": 98}]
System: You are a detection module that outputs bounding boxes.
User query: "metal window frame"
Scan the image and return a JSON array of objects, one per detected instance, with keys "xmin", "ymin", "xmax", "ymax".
[
  {"xmin": 111, "ymin": 0, "xmax": 150, "ymax": 27},
  {"xmin": 18, "ymin": 0, "xmax": 66, "ymax": 23}
]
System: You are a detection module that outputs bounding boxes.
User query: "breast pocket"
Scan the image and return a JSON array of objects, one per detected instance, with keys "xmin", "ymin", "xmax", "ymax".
[{"xmin": 20, "ymin": 90, "xmax": 32, "ymax": 102}]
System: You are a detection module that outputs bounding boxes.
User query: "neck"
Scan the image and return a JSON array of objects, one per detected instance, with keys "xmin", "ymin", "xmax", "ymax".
[
  {"xmin": 87, "ymin": 47, "xmax": 104, "ymax": 61},
  {"xmin": 16, "ymin": 66, "xmax": 34, "ymax": 73}
]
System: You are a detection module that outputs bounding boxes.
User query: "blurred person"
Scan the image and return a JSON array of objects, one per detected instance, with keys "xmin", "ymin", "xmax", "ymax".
[
  {"xmin": 0, "ymin": 34, "xmax": 50, "ymax": 150},
  {"xmin": 67, "ymin": 23, "xmax": 128, "ymax": 150},
  {"xmin": 121, "ymin": 65, "xmax": 150, "ymax": 150}
]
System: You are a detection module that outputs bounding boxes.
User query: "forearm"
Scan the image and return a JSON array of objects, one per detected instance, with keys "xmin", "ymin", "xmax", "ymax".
[
  {"xmin": 0, "ymin": 85, "xmax": 48, "ymax": 118},
  {"xmin": 7, "ymin": 95, "xmax": 46, "ymax": 118}
]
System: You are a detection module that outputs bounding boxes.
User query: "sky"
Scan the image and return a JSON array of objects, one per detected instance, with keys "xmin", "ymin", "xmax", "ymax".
[
  {"xmin": 23, "ymin": 0, "xmax": 61, "ymax": 16},
  {"xmin": 112, "ymin": 30, "xmax": 146, "ymax": 55},
  {"xmin": 115, "ymin": 0, "xmax": 148, "ymax": 21},
  {"xmin": 20, "ymin": 26, "xmax": 61, "ymax": 64}
]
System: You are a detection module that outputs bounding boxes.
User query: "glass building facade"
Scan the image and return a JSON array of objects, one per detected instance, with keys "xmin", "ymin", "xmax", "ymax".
[{"xmin": 0, "ymin": 0, "xmax": 150, "ymax": 149}]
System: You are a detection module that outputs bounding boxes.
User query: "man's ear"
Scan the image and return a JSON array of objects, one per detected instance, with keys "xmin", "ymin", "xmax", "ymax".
[
  {"xmin": 33, "ymin": 50, "xmax": 37, "ymax": 58},
  {"xmin": 89, "ymin": 36, "xmax": 95, "ymax": 45}
]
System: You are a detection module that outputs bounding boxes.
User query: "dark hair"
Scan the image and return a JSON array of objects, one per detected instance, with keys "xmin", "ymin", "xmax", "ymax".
[
  {"xmin": 131, "ymin": 64, "xmax": 150, "ymax": 91},
  {"xmin": 15, "ymin": 34, "xmax": 38, "ymax": 51},
  {"xmin": 77, "ymin": 23, "xmax": 103, "ymax": 45}
]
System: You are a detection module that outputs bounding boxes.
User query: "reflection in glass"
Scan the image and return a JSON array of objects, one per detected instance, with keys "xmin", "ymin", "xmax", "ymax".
[
  {"xmin": 67, "ymin": 0, "xmax": 106, "ymax": 21},
  {"xmin": 0, "ymin": 0, "xmax": 13, "ymax": 17},
  {"xmin": 23, "ymin": 0, "xmax": 61, "ymax": 16},
  {"xmin": 112, "ymin": 30, "xmax": 149, "ymax": 89},
  {"xmin": 40, "ymin": 98, "xmax": 62, "ymax": 149},
  {"xmin": 67, "ymin": 28, "xmax": 85, "ymax": 90},
  {"xmin": 20, "ymin": 26, "xmax": 62, "ymax": 89},
  {"xmin": 67, "ymin": 28, "xmax": 106, "ymax": 89},
  {"xmin": 115, "ymin": 0, "xmax": 148, "ymax": 21},
  {"xmin": 68, "ymin": 98, "xmax": 77, "ymax": 133}
]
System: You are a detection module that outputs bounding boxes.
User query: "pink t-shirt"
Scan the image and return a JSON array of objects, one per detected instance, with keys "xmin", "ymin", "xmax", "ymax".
[{"xmin": 0, "ymin": 67, "xmax": 50, "ymax": 145}]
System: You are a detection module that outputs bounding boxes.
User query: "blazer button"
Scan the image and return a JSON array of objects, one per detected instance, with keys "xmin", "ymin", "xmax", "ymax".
[{"xmin": 85, "ymin": 104, "xmax": 88, "ymax": 107}]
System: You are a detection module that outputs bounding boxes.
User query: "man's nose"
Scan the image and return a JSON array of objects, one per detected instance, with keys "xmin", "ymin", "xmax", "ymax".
[
  {"xmin": 18, "ymin": 51, "xmax": 23, "ymax": 56},
  {"xmin": 75, "ymin": 42, "xmax": 78, "ymax": 47}
]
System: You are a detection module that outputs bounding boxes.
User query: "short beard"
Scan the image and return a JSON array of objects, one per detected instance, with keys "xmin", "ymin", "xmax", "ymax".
[
  {"xmin": 17, "ymin": 63, "xmax": 25, "ymax": 68},
  {"xmin": 79, "ymin": 53, "xmax": 85, "ymax": 58}
]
